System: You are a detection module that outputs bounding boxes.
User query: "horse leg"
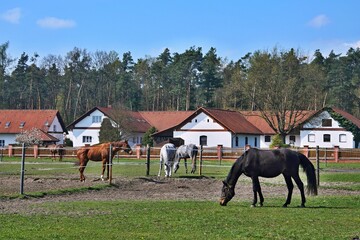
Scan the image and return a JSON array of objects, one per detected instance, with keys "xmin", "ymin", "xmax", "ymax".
[
  {"xmin": 184, "ymin": 158, "xmax": 188, "ymax": 174},
  {"xmin": 79, "ymin": 159, "xmax": 89, "ymax": 182},
  {"xmin": 158, "ymin": 157, "xmax": 163, "ymax": 177},
  {"xmin": 100, "ymin": 159, "xmax": 107, "ymax": 181},
  {"xmin": 165, "ymin": 163, "xmax": 170, "ymax": 177},
  {"xmin": 251, "ymin": 176, "xmax": 263, "ymax": 207},
  {"xmin": 283, "ymin": 175, "xmax": 294, "ymax": 207},
  {"xmin": 191, "ymin": 156, "xmax": 196, "ymax": 174},
  {"xmin": 292, "ymin": 174, "xmax": 306, "ymax": 207}
]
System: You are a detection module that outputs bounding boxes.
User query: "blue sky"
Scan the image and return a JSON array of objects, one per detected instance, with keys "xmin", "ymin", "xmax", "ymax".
[{"xmin": 1, "ymin": 1, "xmax": 360, "ymax": 62}]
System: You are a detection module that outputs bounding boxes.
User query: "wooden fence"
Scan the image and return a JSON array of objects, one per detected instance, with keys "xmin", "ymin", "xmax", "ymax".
[{"xmin": 2, "ymin": 144, "xmax": 360, "ymax": 163}]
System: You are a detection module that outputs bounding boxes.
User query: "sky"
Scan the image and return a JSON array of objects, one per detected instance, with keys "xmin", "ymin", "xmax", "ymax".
[{"xmin": 1, "ymin": 0, "xmax": 360, "ymax": 62}]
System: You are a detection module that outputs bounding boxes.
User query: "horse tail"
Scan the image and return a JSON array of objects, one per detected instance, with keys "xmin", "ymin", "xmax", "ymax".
[{"xmin": 298, "ymin": 152, "xmax": 318, "ymax": 196}]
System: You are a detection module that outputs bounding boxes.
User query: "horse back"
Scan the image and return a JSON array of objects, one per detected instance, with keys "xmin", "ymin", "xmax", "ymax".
[{"xmin": 243, "ymin": 148, "xmax": 290, "ymax": 177}]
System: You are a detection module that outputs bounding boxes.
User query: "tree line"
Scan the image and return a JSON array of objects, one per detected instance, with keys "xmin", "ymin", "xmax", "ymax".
[{"xmin": 1, "ymin": 41, "xmax": 360, "ymax": 125}]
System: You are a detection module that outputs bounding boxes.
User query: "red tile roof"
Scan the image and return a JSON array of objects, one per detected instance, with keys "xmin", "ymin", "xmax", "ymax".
[
  {"xmin": 139, "ymin": 111, "xmax": 193, "ymax": 132},
  {"xmin": 0, "ymin": 110, "xmax": 66, "ymax": 134},
  {"xmin": 332, "ymin": 108, "xmax": 360, "ymax": 128},
  {"xmin": 240, "ymin": 110, "xmax": 316, "ymax": 134}
]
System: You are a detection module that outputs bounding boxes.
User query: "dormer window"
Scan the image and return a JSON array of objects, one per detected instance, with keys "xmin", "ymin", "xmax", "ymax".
[
  {"xmin": 19, "ymin": 122, "xmax": 25, "ymax": 128},
  {"xmin": 5, "ymin": 122, "xmax": 10, "ymax": 128},
  {"xmin": 322, "ymin": 119, "xmax": 332, "ymax": 127},
  {"xmin": 45, "ymin": 121, "xmax": 50, "ymax": 127}
]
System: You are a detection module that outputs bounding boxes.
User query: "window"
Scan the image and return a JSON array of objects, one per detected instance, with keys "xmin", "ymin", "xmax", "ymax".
[
  {"xmin": 245, "ymin": 137, "xmax": 248, "ymax": 145},
  {"xmin": 339, "ymin": 134, "xmax": 347, "ymax": 143},
  {"xmin": 289, "ymin": 135, "xmax": 296, "ymax": 144},
  {"xmin": 207, "ymin": 119, "xmax": 210, "ymax": 122},
  {"xmin": 199, "ymin": 135, "xmax": 207, "ymax": 146},
  {"xmin": 0, "ymin": 140, "xmax": 4, "ymax": 147},
  {"xmin": 254, "ymin": 137, "xmax": 258, "ymax": 147},
  {"xmin": 5, "ymin": 122, "xmax": 10, "ymax": 128},
  {"xmin": 235, "ymin": 137, "xmax": 239, "ymax": 147},
  {"xmin": 53, "ymin": 125, "xmax": 57, "ymax": 132},
  {"xmin": 323, "ymin": 134, "xmax": 331, "ymax": 142},
  {"xmin": 322, "ymin": 119, "xmax": 332, "ymax": 127},
  {"xmin": 264, "ymin": 135, "xmax": 271, "ymax": 142},
  {"xmin": 194, "ymin": 119, "xmax": 198, "ymax": 123},
  {"xmin": 308, "ymin": 134, "xmax": 315, "ymax": 142},
  {"xmin": 82, "ymin": 136, "xmax": 92, "ymax": 143},
  {"xmin": 92, "ymin": 116, "xmax": 102, "ymax": 123},
  {"xmin": 19, "ymin": 122, "xmax": 25, "ymax": 128}
]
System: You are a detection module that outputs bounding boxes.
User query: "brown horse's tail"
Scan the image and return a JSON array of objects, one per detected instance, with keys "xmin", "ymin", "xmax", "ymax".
[{"xmin": 298, "ymin": 152, "xmax": 318, "ymax": 196}]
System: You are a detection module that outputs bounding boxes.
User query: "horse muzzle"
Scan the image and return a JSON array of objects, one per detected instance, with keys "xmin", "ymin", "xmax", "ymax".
[{"xmin": 219, "ymin": 198, "xmax": 227, "ymax": 206}]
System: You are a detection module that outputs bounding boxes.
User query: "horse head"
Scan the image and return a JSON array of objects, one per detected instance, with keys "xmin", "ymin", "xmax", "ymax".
[
  {"xmin": 219, "ymin": 181, "xmax": 235, "ymax": 206},
  {"xmin": 115, "ymin": 140, "xmax": 133, "ymax": 155}
]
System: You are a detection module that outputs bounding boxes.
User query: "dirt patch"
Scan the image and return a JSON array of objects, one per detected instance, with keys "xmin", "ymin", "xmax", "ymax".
[{"xmin": 0, "ymin": 175, "xmax": 358, "ymax": 214}]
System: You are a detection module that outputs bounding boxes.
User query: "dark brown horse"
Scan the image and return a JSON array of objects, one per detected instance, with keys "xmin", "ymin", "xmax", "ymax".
[
  {"xmin": 48, "ymin": 144, "xmax": 65, "ymax": 161},
  {"xmin": 76, "ymin": 141, "xmax": 133, "ymax": 182},
  {"xmin": 220, "ymin": 148, "xmax": 317, "ymax": 208}
]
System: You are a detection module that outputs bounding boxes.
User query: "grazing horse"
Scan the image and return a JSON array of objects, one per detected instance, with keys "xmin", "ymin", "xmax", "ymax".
[
  {"xmin": 49, "ymin": 144, "xmax": 65, "ymax": 161},
  {"xmin": 173, "ymin": 144, "xmax": 198, "ymax": 174},
  {"xmin": 220, "ymin": 148, "xmax": 317, "ymax": 208},
  {"xmin": 158, "ymin": 143, "xmax": 177, "ymax": 177},
  {"xmin": 76, "ymin": 140, "xmax": 133, "ymax": 182}
]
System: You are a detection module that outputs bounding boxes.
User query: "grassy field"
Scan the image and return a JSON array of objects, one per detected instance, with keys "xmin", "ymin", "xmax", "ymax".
[
  {"xmin": 0, "ymin": 157, "xmax": 359, "ymax": 239},
  {"xmin": 0, "ymin": 197, "xmax": 359, "ymax": 239}
]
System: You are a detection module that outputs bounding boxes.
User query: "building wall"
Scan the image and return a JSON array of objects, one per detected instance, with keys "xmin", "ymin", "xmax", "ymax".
[
  {"xmin": 300, "ymin": 111, "xmax": 354, "ymax": 148},
  {"xmin": 174, "ymin": 131, "xmax": 232, "ymax": 147}
]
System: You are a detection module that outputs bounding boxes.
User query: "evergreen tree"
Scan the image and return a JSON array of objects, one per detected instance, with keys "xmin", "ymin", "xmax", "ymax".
[
  {"xmin": 142, "ymin": 126, "xmax": 157, "ymax": 147},
  {"xmin": 98, "ymin": 118, "xmax": 120, "ymax": 143}
]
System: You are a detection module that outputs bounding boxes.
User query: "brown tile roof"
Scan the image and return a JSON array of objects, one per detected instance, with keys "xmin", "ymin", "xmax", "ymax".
[
  {"xmin": 0, "ymin": 110, "xmax": 66, "ymax": 134},
  {"xmin": 173, "ymin": 107, "xmax": 262, "ymax": 134},
  {"xmin": 240, "ymin": 110, "xmax": 316, "ymax": 134},
  {"xmin": 139, "ymin": 111, "xmax": 193, "ymax": 132},
  {"xmin": 67, "ymin": 107, "xmax": 192, "ymax": 133},
  {"xmin": 332, "ymin": 108, "xmax": 360, "ymax": 128}
]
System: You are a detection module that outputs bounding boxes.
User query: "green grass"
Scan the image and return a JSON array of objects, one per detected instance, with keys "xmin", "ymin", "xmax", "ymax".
[
  {"xmin": 0, "ymin": 196, "xmax": 359, "ymax": 239},
  {"xmin": 1, "ymin": 157, "xmax": 360, "ymax": 239}
]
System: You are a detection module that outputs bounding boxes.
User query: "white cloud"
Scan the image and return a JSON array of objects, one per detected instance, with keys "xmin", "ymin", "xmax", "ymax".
[
  {"xmin": 37, "ymin": 17, "xmax": 76, "ymax": 29},
  {"xmin": 308, "ymin": 14, "xmax": 330, "ymax": 28},
  {"xmin": 344, "ymin": 40, "xmax": 360, "ymax": 49},
  {"xmin": 1, "ymin": 8, "xmax": 21, "ymax": 24}
]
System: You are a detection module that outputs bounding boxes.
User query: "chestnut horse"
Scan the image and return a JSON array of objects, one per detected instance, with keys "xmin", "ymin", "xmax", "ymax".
[
  {"xmin": 49, "ymin": 144, "xmax": 65, "ymax": 161},
  {"xmin": 76, "ymin": 141, "xmax": 133, "ymax": 182}
]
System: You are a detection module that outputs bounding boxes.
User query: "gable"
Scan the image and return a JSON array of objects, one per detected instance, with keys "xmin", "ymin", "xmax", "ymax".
[
  {"xmin": 303, "ymin": 111, "xmax": 342, "ymax": 129},
  {"xmin": 180, "ymin": 112, "xmax": 225, "ymax": 130}
]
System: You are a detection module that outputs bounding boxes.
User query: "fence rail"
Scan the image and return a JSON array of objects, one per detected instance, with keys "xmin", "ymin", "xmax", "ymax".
[{"xmin": 1, "ymin": 145, "xmax": 360, "ymax": 162}]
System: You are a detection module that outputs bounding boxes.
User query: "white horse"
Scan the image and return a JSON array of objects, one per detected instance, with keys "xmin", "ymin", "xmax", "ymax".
[
  {"xmin": 174, "ymin": 144, "xmax": 198, "ymax": 174},
  {"xmin": 158, "ymin": 143, "xmax": 177, "ymax": 177}
]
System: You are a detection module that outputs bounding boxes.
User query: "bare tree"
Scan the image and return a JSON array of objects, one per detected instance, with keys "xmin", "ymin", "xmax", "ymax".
[{"xmin": 246, "ymin": 48, "xmax": 312, "ymax": 143}]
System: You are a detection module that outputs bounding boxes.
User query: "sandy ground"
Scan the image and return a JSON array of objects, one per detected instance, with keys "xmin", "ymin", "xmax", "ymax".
[{"xmin": 1, "ymin": 175, "xmax": 358, "ymax": 214}]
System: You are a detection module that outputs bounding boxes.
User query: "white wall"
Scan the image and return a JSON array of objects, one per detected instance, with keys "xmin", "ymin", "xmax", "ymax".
[
  {"xmin": 174, "ymin": 131, "xmax": 232, "ymax": 147},
  {"xmin": 300, "ymin": 111, "xmax": 354, "ymax": 148}
]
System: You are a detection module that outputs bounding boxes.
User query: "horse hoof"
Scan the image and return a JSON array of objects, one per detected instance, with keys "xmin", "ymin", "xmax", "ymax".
[
  {"xmin": 250, "ymin": 204, "xmax": 256, "ymax": 208},
  {"xmin": 282, "ymin": 204, "xmax": 288, "ymax": 208}
]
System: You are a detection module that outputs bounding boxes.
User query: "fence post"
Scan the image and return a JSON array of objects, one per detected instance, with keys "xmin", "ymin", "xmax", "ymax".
[
  {"xmin": 109, "ymin": 144, "xmax": 113, "ymax": 185},
  {"xmin": 316, "ymin": 145, "xmax": 320, "ymax": 186},
  {"xmin": 33, "ymin": 144, "xmax": 39, "ymax": 158},
  {"xmin": 199, "ymin": 145, "xmax": 203, "ymax": 176},
  {"xmin": 303, "ymin": 145, "xmax": 309, "ymax": 158},
  {"xmin": 136, "ymin": 144, "xmax": 142, "ymax": 159},
  {"xmin": 20, "ymin": 143, "xmax": 25, "ymax": 195},
  {"xmin": 8, "ymin": 144, "xmax": 13, "ymax": 157},
  {"xmin": 146, "ymin": 144, "xmax": 150, "ymax": 176},
  {"xmin": 217, "ymin": 144, "xmax": 223, "ymax": 165},
  {"xmin": 334, "ymin": 146, "xmax": 339, "ymax": 163}
]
